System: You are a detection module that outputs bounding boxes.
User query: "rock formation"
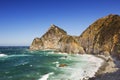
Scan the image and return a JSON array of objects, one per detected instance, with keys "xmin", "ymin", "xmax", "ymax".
[
  {"xmin": 58, "ymin": 35, "xmax": 85, "ymax": 54},
  {"xmin": 79, "ymin": 14, "xmax": 120, "ymax": 57},
  {"xmin": 30, "ymin": 24, "xmax": 67, "ymax": 50},
  {"xmin": 30, "ymin": 14, "xmax": 120, "ymax": 56},
  {"xmin": 59, "ymin": 64, "xmax": 67, "ymax": 67},
  {"xmin": 30, "ymin": 24, "xmax": 85, "ymax": 54}
]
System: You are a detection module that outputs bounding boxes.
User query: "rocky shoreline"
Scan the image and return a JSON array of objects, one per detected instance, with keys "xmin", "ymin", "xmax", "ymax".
[
  {"xmin": 30, "ymin": 14, "xmax": 120, "ymax": 80},
  {"xmin": 89, "ymin": 55, "xmax": 120, "ymax": 80}
]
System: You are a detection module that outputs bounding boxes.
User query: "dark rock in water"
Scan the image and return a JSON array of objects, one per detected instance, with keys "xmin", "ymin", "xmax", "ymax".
[
  {"xmin": 59, "ymin": 64, "xmax": 67, "ymax": 67},
  {"xmin": 88, "ymin": 77, "xmax": 95, "ymax": 80}
]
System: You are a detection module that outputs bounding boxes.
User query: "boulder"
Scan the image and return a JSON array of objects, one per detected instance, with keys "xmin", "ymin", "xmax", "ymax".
[{"xmin": 59, "ymin": 64, "xmax": 67, "ymax": 67}]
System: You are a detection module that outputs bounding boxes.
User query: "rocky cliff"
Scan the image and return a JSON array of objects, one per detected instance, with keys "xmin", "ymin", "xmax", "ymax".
[
  {"xmin": 30, "ymin": 24, "xmax": 67, "ymax": 50},
  {"xmin": 79, "ymin": 14, "xmax": 120, "ymax": 57},
  {"xmin": 30, "ymin": 14, "xmax": 120, "ymax": 56},
  {"xmin": 30, "ymin": 24, "xmax": 84, "ymax": 54},
  {"xmin": 58, "ymin": 35, "xmax": 85, "ymax": 54}
]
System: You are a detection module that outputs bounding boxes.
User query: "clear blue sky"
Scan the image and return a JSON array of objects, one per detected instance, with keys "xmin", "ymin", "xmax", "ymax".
[{"xmin": 0, "ymin": 0, "xmax": 120, "ymax": 46}]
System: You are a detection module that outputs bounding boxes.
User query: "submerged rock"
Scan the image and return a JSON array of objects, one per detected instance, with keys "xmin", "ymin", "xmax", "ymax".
[{"xmin": 59, "ymin": 64, "xmax": 67, "ymax": 67}]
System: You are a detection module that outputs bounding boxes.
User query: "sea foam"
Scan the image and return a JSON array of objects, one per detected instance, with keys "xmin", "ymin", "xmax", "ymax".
[
  {"xmin": 48, "ymin": 54, "xmax": 104, "ymax": 80},
  {"xmin": 38, "ymin": 72, "xmax": 54, "ymax": 80},
  {"xmin": 0, "ymin": 54, "xmax": 7, "ymax": 57}
]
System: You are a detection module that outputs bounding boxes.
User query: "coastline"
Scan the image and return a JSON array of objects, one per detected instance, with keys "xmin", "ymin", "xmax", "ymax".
[
  {"xmin": 26, "ymin": 48, "xmax": 120, "ymax": 80},
  {"xmin": 89, "ymin": 55, "xmax": 119, "ymax": 80},
  {"xmin": 41, "ymin": 51, "xmax": 117, "ymax": 80},
  {"xmin": 29, "ymin": 49, "xmax": 120, "ymax": 80}
]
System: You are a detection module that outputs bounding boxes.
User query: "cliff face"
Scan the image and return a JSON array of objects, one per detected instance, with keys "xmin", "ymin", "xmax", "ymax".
[
  {"xmin": 30, "ymin": 38, "xmax": 44, "ymax": 50},
  {"xmin": 30, "ymin": 24, "xmax": 84, "ymax": 54},
  {"xmin": 79, "ymin": 14, "xmax": 120, "ymax": 57},
  {"xmin": 58, "ymin": 35, "xmax": 85, "ymax": 54},
  {"xmin": 30, "ymin": 14, "xmax": 120, "ymax": 56},
  {"xmin": 30, "ymin": 24, "xmax": 67, "ymax": 50}
]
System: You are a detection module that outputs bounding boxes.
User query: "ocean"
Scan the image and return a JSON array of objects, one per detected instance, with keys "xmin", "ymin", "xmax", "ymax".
[{"xmin": 0, "ymin": 46, "xmax": 103, "ymax": 80}]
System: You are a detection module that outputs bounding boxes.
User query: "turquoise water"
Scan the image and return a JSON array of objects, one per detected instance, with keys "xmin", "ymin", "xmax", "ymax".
[{"xmin": 0, "ymin": 47, "xmax": 103, "ymax": 80}]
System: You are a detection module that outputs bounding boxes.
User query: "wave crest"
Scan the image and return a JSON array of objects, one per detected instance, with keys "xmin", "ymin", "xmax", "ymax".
[
  {"xmin": 38, "ymin": 72, "xmax": 54, "ymax": 80},
  {"xmin": 0, "ymin": 54, "xmax": 7, "ymax": 57}
]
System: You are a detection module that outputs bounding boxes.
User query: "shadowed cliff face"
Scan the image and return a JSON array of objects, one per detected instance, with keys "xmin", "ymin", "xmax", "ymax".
[
  {"xmin": 30, "ymin": 24, "xmax": 85, "ymax": 54},
  {"xmin": 79, "ymin": 14, "xmax": 120, "ymax": 57}
]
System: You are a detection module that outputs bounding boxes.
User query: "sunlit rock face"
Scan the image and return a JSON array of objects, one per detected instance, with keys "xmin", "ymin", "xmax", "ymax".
[
  {"xmin": 30, "ymin": 24, "xmax": 67, "ymax": 50},
  {"xmin": 79, "ymin": 14, "xmax": 120, "ymax": 57},
  {"xmin": 30, "ymin": 38, "xmax": 44, "ymax": 50},
  {"xmin": 30, "ymin": 24, "xmax": 85, "ymax": 54},
  {"xmin": 30, "ymin": 14, "xmax": 120, "ymax": 57},
  {"xmin": 58, "ymin": 35, "xmax": 85, "ymax": 54}
]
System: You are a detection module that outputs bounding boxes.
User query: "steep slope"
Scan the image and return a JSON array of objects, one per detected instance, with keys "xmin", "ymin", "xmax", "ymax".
[
  {"xmin": 30, "ymin": 14, "xmax": 120, "ymax": 56},
  {"xmin": 30, "ymin": 38, "xmax": 44, "ymax": 50},
  {"xmin": 30, "ymin": 24, "xmax": 85, "ymax": 54},
  {"xmin": 58, "ymin": 35, "xmax": 85, "ymax": 54},
  {"xmin": 30, "ymin": 24, "xmax": 67, "ymax": 50},
  {"xmin": 79, "ymin": 14, "xmax": 120, "ymax": 57}
]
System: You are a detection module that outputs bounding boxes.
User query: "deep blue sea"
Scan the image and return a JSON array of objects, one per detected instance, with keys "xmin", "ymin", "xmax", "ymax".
[{"xmin": 0, "ymin": 46, "xmax": 103, "ymax": 80}]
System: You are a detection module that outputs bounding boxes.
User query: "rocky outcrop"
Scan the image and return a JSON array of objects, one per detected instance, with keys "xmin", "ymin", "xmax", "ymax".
[
  {"xmin": 30, "ymin": 14, "xmax": 120, "ymax": 56},
  {"xmin": 79, "ymin": 14, "xmax": 120, "ymax": 57},
  {"xmin": 30, "ymin": 24, "xmax": 84, "ymax": 54},
  {"xmin": 30, "ymin": 24, "xmax": 67, "ymax": 50},
  {"xmin": 58, "ymin": 35, "xmax": 85, "ymax": 54},
  {"xmin": 30, "ymin": 38, "xmax": 44, "ymax": 50}
]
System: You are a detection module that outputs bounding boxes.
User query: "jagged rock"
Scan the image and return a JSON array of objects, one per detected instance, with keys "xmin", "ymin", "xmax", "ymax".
[
  {"xmin": 30, "ymin": 14, "xmax": 120, "ymax": 57},
  {"xmin": 30, "ymin": 38, "xmax": 43, "ymax": 50},
  {"xmin": 100, "ymin": 51, "xmax": 110, "ymax": 57},
  {"xmin": 30, "ymin": 24, "xmax": 85, "ymax": 54},
  {"xmin": 79, "ymin": 14, "xmax": 120, "ymax": 56},
  {"xmin": 30, "ymin": 24, "xmax": 67, "ymax": 50}
]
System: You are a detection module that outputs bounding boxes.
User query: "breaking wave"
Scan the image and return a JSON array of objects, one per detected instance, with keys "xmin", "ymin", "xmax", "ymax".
[
  {"xmin": 0, "ymin": 47, "xmax": 104, "ymax": 80},
  {"xmin": 0, "ymin": 53, "xmax": 7, "ymax": 57},
  {"xmin": 38, "ymin": 72, "xmax": 54, "ymax": 80}
]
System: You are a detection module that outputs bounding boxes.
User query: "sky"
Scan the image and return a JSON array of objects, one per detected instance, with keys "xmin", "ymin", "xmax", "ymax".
[{"xmin": 0, "ymin": 0, "xmax": 120, "ymax": 46}]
